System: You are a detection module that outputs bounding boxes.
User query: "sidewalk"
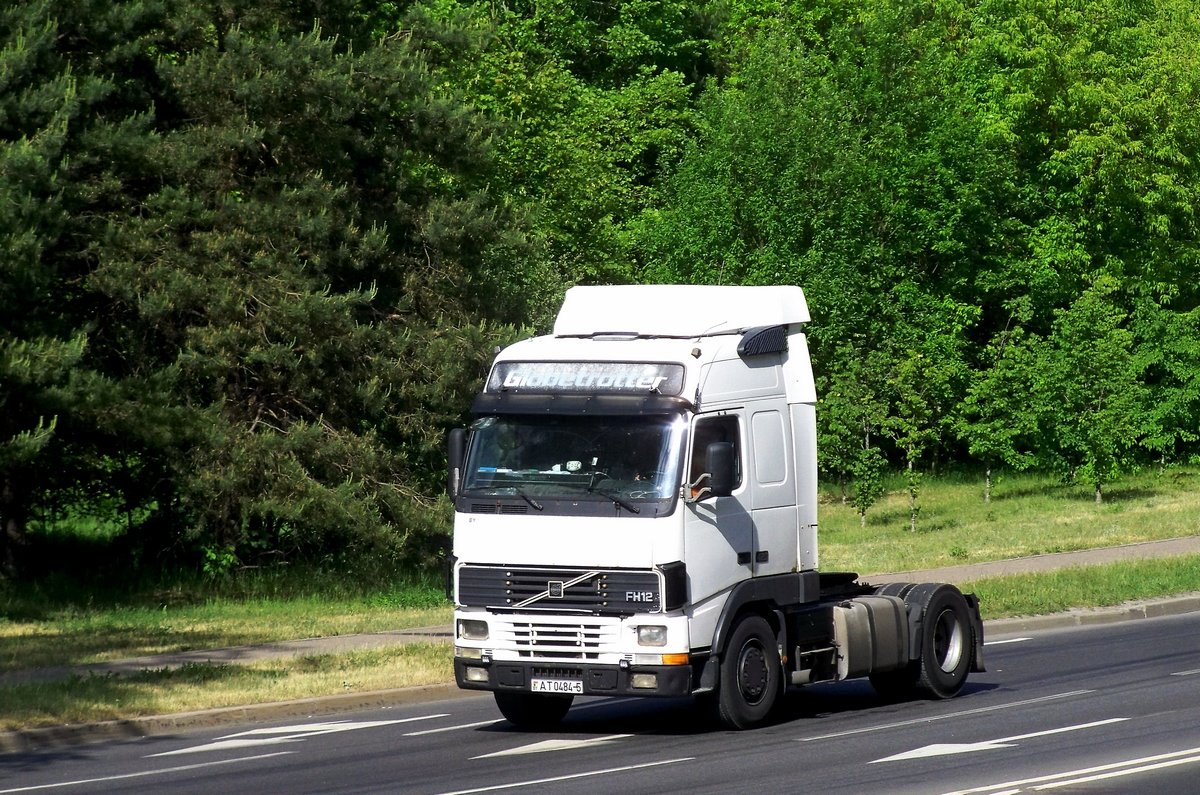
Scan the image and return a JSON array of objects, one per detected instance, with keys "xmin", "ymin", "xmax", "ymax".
[
  {"xmin": 4, "ymin": 536, "xmax": 1200, "ymax": 752},
  {"xmin": 863, "ymin": 535, "xmax": 1200, "ymax": 586}
]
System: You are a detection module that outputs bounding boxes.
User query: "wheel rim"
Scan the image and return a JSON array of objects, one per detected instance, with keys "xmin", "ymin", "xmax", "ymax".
[
  {"xmin": 932, "ymin": 607, "xmax": 965, "ymax": 673},
  {"xmin": 737, "ymin": 640, "xmax": 769, "ymax": 704}
]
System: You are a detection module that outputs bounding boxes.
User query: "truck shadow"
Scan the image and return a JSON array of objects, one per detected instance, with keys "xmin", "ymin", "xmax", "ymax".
[
  {"xmin": 479, "ymin": 679, "xmax": 1001, "ymax": 736},
  {"xmin": 772, "ymin": 679, "xmax": 1002, "ymax": 727}
]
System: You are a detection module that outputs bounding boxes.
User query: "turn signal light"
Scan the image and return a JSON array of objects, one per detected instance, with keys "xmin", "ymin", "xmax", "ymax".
[{"xmin": 661, "ymin": 653, "xmax": 689, "ymax": 666}]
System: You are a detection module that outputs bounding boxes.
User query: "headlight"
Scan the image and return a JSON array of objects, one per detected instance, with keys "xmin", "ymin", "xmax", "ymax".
[
  {"xmin": 464, "ymin": 666, "xmax": 490, "ymax": 683},
  {"xmin": 637, "ymin": 625, "xmax": 668, "ymax": 647},
  {"xmin": 457, "ymin": 618, "xmax": 489, "ymax": 640},
  {"xmin": 631, "ymin": 673, "xmax": 658, "ymax": 689}
]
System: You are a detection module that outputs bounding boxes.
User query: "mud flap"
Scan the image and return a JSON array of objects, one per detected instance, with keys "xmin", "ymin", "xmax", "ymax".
[{"xmin": 964, "ymin": 592, "xmax": 986, "ymax": 672}]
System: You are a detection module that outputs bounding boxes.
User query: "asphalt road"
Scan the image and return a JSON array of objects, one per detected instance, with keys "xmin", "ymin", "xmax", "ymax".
[{"xmin": 5, "ymin": 612, "xmax": 1200, "ymax": 795}]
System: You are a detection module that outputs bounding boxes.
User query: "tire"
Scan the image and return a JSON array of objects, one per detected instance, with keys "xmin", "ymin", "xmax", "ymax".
[
  {"xmin": 715, "ymin": 614, "xmax": 782, "ymax": 730},
  {"xmin": 493, "ymin": 691, "xmax": 573, "ymax": 730},
  {"xmin": 873, "ymin": 582, "xmax": 916, "ymax": 600},
  {"xmin": 869, "ymin": 583, "xmax": 972, "ymax": 701},
  {"xmin": 911, "ymin": 584, "xmax": 972, "ymax": 699}
]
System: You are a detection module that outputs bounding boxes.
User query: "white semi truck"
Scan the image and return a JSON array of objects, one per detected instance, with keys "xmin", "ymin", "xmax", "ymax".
[{"xmin": 446, "ymin": 285, "xmax": 984, "ymax": 730}]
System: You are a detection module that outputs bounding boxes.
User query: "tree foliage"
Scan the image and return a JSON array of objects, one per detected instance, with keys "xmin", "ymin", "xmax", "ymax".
[
  {"xmin": 637, "ymin": 0, "xmax": 1200, "ymax": 505},
  {"xmin": 1, "ymin": 0, "xmax": 532, "ymax": 576},
  {"xmin": 1031, "ymin": 278, "xmax": 1148, "ymax": 502},
  {"xmin": 3, "ymin": 0, "xmax": 1200, "ymax": 579}
]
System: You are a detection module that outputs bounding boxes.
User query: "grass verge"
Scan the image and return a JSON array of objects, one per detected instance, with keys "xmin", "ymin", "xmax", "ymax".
[
  {"xmin": 0, "ymin": 643, "xmax": 451, "ymax": 732},
  {"xmin": 967, "ymin": 554, "xmax": 1200, "ymax": 619},
  {"xmin": 0, "ymin": 568, "xmax": 449, "ymax": 673},
  {"xmin": 0, "ymin": 598, "xmax": 451, "ymax": 673},
  {"xmin": 819, "ymin": 466, "xmax": 1200, "ymax": 573}
]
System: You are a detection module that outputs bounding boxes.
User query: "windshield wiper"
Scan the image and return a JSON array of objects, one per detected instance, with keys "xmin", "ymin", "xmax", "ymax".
[
  {"xmin": 585, "ymin": 482, "xmax": 641, "ymax": 514},
  {"xmin": 580, "ymin": 472, "xmax": 643, "ymax": 514},
  {"xmin": 514, "ymin": 489, "xmax": 544, "ymax": 511},
  {"xmin": 600, "ymin": 489, "xmax": 641, "ymax": 514}
]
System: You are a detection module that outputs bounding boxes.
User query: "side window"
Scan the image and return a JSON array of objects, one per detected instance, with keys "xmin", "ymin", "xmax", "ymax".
[{"xmin": 690, "ymin": 415, "xmax": 742, "ymax": 490}]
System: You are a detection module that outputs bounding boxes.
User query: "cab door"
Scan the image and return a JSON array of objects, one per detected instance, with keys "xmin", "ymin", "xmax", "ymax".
[{"xmin": 683, "ymin": 412, "xmax": 752, "ymax": 609}]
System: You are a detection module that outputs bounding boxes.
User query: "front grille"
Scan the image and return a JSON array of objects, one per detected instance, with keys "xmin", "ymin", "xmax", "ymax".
[
  {"xmin": 507, "ymin": 622, "xmax": 615, "ymax": 659},
  {"xmin": 458, "ymin": 565, "xmax": 660, "ymax": 614}
]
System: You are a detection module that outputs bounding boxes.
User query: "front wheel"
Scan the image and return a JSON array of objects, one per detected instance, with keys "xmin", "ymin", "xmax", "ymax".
[
  {"xmin": 714, "ymin": 614, "xmax": 782, "ymax": 730},
  {"xmin": 494, "ymin": 691, "xmax": 573, "ymax": 730}
]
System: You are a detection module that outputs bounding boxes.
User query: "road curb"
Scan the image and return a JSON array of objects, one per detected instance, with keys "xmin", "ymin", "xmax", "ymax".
[
  {"xmin": 984, "ymin": 592, "xmax": 1200, "ymax": 635},
  {"xmin": 5, "ymin": 592, "xmax": 1200, "ymax": 755}
]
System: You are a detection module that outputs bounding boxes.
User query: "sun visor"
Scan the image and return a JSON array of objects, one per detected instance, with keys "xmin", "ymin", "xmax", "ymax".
[{"xmin": 472, "ymin": 392, "xmax": 693, "ymax": 416}]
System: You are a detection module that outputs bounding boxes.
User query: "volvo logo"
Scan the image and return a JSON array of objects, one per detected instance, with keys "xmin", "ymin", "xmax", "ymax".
[{"xmin": 548, "ymin": 581, "xmax": 565, "ymax": 598}]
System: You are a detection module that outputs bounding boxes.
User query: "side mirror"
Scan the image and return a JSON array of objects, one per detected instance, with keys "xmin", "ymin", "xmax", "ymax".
[
  {"xmin": 705, "ymin": 441, "xmax": 735, "ymax": 498},
  {"xmin": 447, "ymin": 428, "xmax": 467, "ymax": 498}
]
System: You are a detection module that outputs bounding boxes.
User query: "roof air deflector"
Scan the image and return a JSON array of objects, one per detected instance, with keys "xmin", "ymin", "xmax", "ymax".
[{"xmin": 738, "ymin": 325, "xmax": 788, "ymax": 357}]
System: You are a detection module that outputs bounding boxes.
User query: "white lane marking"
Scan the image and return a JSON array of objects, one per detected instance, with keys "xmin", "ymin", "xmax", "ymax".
[
  {"xmin": 0, "ymin": 752, "xmax": 294, "ymax": 794},
  {"xmin": 472, "ymin": 734, "xmax": 630, "ymax": 759},
  {"xmin": 149, "ymin": 716, "xmax": 444, "ymax": 756},
  {"xmin": 430, "ymin": 757, "xmax": 694, "ymax": 795},
  {"xmin": 1171, "ymin": 668, "xmax": 1200, "ymax": 676},
  {"xmin": 1034, "ymin": 752, "xmax": 1200, "ymax": 790},
  {"xmin": 941, "ymin": 745, "xmax": 1200, "ymax": 794},
  {"xmin": 798, "ymin": 690, "xmax": 1095, "ymax": 742},
  {"xmin": 222, "ymin": 716, "xmax": 449, "ymax": 737},
  {"xmin": 406, "ymin": 719, "xmax": 502, "ymax": 736},
  {"xmin": 985, "ymin": 637, "xmax": 1032, "ymax": 646},
  {"xmin": 874, "ymin": 741, "xmax": 1017, "ymax": 762},
  {"xmin": 871, "ymin": 718, "xmax": 1128, "ymax": 763}
]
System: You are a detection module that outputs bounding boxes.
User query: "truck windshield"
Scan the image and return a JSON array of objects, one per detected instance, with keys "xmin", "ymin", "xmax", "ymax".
[{"xmin": 461, "ymin": 414, "xmax": 685, "ymax": 506}]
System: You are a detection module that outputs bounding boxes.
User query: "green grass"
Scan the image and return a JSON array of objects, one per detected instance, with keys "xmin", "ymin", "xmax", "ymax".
[
  {"xmin": 967, "ymin": 554, "xmax": 1200, "ymax": 619},
  {"xmin": 0, "ymin": 643, "xmax": 452, "ymax": 731},
  {"xmin": 819, "ymin": 467, "xmax": 1200, "ymax": 574},
  {"xmin": 0, "ymin": 574, "xmax": 450, "ymax": 672},
  {"xmin": 0, "ymin": 570, "xmax": 455, "ymax": 730},
  {"xmin": 0, "ymin": 597, "xmax": 451, "ymax": 672}
]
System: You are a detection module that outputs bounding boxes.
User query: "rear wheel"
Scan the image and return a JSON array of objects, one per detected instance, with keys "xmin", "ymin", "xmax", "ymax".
[
  {"xmin": 493, "ymin": 691, "xmax": 573, "ymax": 730},
  {"xmin": 715, "ymin": 614, "xmax": 782, "ymax": 730},
  {"xmin": 870, "ymin": 583, "xmax": 972, "ymax": 701},
  {"xmin": 915, "ymin": 586, "xmax": 971, "ymax": 698}
]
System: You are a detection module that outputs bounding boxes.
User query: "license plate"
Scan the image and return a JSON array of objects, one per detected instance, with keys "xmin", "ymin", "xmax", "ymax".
[{"xmin": 531, "ymin": 678, "xmax": 583, "ymax": 694}]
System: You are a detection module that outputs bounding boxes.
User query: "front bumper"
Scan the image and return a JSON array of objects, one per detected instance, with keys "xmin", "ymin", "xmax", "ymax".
[{"xmin": 454, "ymin": 657, "xmax": 695, "ymax": 697}]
